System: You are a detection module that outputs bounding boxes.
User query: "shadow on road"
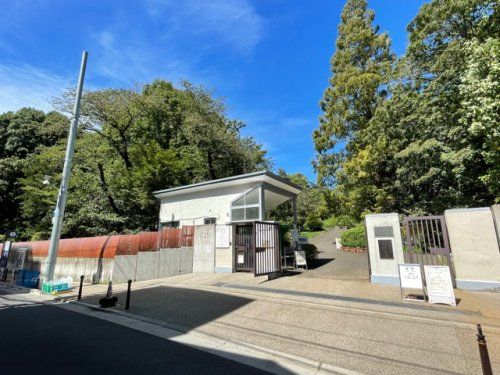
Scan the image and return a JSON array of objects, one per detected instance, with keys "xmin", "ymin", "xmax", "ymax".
[
  {"xmin": 308, "ymin": 258, "xmax": 335, "ymax": 269},
  {"xmin": 0, "ymin": 292, "xmax": 293, "ymax": 374},
  {"xmin": 81, "ymin": 285, "xmax": 257, "ymax": 331}
]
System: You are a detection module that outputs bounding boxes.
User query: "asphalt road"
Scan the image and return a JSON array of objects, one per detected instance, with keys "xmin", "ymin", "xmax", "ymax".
[{"xmin": 0, "ymin": 291, "xmax": 270, "ymax": 375}]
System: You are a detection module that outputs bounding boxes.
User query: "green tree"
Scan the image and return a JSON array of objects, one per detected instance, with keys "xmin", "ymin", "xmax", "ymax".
[
  {"xmin": 270, "ymin": 170, "xmax": 327, "ymax": 230},
  {"xmin": 313, "ymin": 0, "xmax": 393, "ymax": 186},
  {"xmin": 18, "ymin": 79, "xmax": 270, "ymax": 239},
  {"xmin": 0, "ymin": 108, "xmax": 69, "ymax": 235},
  {"xmin": 317, "ymin": 0, "xmax": 498, "ymax": 218},
  {"xmin": 459, "ymin": 37, "xmax": 500, "ymax": 200}
]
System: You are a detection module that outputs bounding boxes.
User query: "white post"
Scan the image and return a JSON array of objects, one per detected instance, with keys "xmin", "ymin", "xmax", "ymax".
[{"xmin": 44, "ymin": 51, "xmax": 88, "ymax": 282}]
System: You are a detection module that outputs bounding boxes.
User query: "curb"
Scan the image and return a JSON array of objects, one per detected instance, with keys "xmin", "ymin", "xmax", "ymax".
[
  {"xmin": 0, "ymin": 281, "xmax": 43, "ymax": 295},
  {"xmin": 65, "ymin": 300, "xmax": 361, "ymax": 375}
]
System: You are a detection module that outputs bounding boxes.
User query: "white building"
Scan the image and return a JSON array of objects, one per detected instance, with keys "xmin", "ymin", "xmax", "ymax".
[{"xmin": 154, "ymin": 171, "xmax": 301, "ymax": 274}]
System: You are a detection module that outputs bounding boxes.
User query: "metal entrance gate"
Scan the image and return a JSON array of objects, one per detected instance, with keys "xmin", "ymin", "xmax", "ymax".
[
  {"xmin": 403, "ymin": 215, "xmax": 456, "ymax": 284},
  {"xmin": 235, "ymin": 224, "xmax": 254, "ymax": 272},
  {"xmin": 234, "ymin": 222, "xmax": 281, "ymax": 276}
]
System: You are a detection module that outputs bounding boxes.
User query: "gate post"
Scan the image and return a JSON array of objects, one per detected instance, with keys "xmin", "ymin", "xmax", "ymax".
[
  {"xmin": 403, "ymin": 218, "xmax": 413, "ymax": 263},
  {"xmin": 253, "ymin": 221, "xmax": 257, "ymax": 275},
  {"xmin": 365, "ymin": 213, "xmax": 405, "ymax": 285}
]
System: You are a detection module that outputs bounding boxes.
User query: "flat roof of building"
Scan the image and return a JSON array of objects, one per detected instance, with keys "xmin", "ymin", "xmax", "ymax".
[{"xmin": 153, "ymin": 170, "xmax": 302, "ymax": 198}]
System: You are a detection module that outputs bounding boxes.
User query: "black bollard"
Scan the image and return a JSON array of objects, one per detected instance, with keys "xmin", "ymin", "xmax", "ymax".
[
  {"xmin": 125, "ymin": 279, "xmax": 132, "ymax": 310},
  {"xmin": 77, "ymin": 275, "xmax": 84, "ymax": 300},
  {"xmin": 477, "ymin": 324, "xmax": 493, "ymax": 375}
]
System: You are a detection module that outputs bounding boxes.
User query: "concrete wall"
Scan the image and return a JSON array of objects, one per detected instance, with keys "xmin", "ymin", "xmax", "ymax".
[
  {"xmin": 18, "ymin": 255, "xmax": 113, "ymax": 284},
  {"xmin": 112, "ymin": 247, "xmax": 194, "ymax": 284},
  {"xmin": 159, "ymin": 183, "xmax": 259, "ymax": 226},
  {"xmin": 445, "ymin": 207, "xmax": 500, "ymax": 290},
  {"xmin": 135, "ymin": 252, "xmax": 160, "ymax": 281},
  {"xmin": 193, "ymin": 225, "xmax": 215, "ymax": 273},
  {"xmin": 365, "ymin": 213, "xmax": 405, "ymax": 285}
]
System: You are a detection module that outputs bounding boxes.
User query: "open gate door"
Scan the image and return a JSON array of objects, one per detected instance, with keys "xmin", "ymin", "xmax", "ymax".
[{"xmin": 254, "ymin": 222, "xmax": 281, "ymax": 276}]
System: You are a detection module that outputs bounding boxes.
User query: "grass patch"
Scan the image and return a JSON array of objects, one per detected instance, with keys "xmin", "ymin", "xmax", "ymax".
[{"xmin": 300, "ymin": 231, "xmax": 323, "ymax": 239}]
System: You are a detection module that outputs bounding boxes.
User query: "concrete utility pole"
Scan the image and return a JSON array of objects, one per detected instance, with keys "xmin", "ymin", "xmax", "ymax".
[{"xmin": 44, "ymin": 51, "xmax": 88, "ymax": 282}]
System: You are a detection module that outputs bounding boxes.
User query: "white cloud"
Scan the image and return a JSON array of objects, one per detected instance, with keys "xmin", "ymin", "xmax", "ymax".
[
  {"xmin": 0, "ymin": 63, "xmax": 71, "ymax": 112},
  {"xmin": 85, "ymin": 1, "xmax": 266, "ymax": 88},
  {"xmin": 147, "ymin": 0, "xmax": 264, "ymax": 55}
]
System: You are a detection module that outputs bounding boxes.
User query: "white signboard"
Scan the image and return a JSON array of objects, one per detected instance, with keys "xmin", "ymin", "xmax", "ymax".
[
  {"xmin": 215, "ymin": 225, "xmax": 230, "ymax": 248},
  {"xmin": 13, "ymin": 249, "xmax": 26, "ymax": 270},
  {"xmin": 294, "ymin": 251, "xmax": 307, "ymax": 266},
  {"xmin": 237, "ymin": 253, "xmax": 244, "ymax": 264},
  {"xmin": 399, "ymin": 264, "xmax": 424, "ymax": 290},
  {"xmin": 424, "ymin": 265, "xmax": 456, "ymax": 306},
  {"xmin": 335, "ymin": 238, "xmax": 341, "ymax": 250}
]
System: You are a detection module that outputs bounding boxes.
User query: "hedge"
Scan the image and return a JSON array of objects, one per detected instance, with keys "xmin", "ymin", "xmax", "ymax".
[{"xmin": 340, "ymin": 225, "xmax": 367, "ymax": 248}]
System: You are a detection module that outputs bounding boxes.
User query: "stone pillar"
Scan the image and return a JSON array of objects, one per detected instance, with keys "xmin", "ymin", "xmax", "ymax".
[{"xmin": 365, "ymin": 213, "xmax": 405, "ymax": 285}]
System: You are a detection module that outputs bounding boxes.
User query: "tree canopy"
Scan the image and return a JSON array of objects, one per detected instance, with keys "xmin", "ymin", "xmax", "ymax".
[
  {"xmin": 314, "ymin": 0, "xmax": 499, "ymax": 219},
  {"xmin": 1, "ymin": 80, "xmax": 270, "ymax": 240}
]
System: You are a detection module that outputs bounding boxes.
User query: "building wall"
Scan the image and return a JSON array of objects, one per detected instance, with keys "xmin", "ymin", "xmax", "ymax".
[
  {"xmin": 159, "ymin": 184, "xmax": 261, "ymax": 273},
  {"xmin": 159, "ymin": 183, "xmax": 259, "ymax": 226},
  {"xmin": 445, "ymin": 207, "xmax": 500, "ymax": 290},
  {"xmin": 215, "ymin": 246, "xmax": 233, "ymax": 272}
]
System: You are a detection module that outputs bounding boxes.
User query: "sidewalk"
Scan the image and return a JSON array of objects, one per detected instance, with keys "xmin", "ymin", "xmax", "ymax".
[{"xmin": 54, "ymin": 274, "xmax": 500, "ymax": 375}]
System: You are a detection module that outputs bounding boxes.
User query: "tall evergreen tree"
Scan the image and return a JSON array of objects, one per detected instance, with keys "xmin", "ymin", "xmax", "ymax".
[
  {"xmin": 313, "ymin": 0, "xmax": 393, "ymax": 186},
  {"xmin": 315, "ymin": 0, "xmax": 498, "ymax": 218}
]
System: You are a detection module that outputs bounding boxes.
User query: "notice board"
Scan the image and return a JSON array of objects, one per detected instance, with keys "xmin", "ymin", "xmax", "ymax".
[
  {"xmin": 424, "ymin": 265, "xmax": 456, "ymax": 306},
  {"xmin": 294, "ymin": 251, "xmax": 307, "ymax": 266},
  {"xmin": 215, "ymin": 225, "xmax": 230, "ymax": 248},
  {"xmin": 399, "ymin": 264, "xmax": 424, "ymax": 290}
]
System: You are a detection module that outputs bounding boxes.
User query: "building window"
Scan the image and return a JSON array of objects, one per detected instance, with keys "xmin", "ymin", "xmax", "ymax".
[
  {"xmin": 231, "ymin": 187, "xmax": 261, "ymax": 222},
  {"xmin": 163, "ymin": 221, "xmax": 180, "ymax": 228},
  {"xmin": 204, "ymin": 217, "xmax": 216, "ymax": 225}
]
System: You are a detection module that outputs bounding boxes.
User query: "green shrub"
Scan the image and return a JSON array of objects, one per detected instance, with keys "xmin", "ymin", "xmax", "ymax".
[
  {"xmin": 340, "ymin": 225, "xmax": 366, "ymax": 248},
  {"xmin": 304, "ymin": 213, "xmax": 323, "ymax": 231},
  {"xmin": 300, "ymin": 243, "xmax": 319, "ymax": 259},
  {"xmin": 323, "ymin": 215, "xmax": 357, "ymax": 229}
]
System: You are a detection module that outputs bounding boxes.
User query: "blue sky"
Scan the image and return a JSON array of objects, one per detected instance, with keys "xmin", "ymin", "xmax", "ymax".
[{"xmin": 0, "ymin": 0, "xmax": 427, "ymax": 181}]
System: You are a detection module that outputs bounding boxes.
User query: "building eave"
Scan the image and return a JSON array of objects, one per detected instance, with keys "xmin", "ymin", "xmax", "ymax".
[{"xmin": 153, "ymin": 170, "xmax": 302, "ymax": 199}]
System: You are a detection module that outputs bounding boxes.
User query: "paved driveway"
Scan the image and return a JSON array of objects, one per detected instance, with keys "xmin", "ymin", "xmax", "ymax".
[{"xmin": 300, "ymin": 229, "xmax": 369, "ymax": 280}]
